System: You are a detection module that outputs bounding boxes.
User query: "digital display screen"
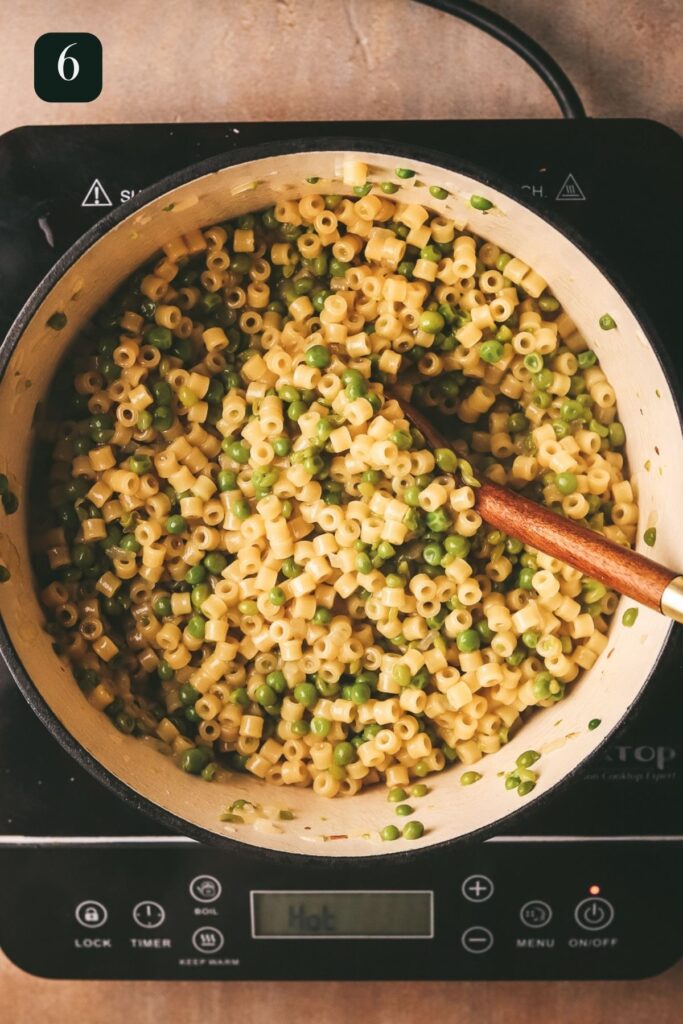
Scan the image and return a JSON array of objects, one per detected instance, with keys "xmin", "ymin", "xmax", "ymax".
[{"xmin": 251, "ymin": 890, "xmax": 433, "ymax": 939}]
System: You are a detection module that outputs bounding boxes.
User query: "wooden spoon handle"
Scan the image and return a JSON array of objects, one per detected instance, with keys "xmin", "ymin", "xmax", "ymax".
[
  {"xmin": 477, "ymin": 479, "xmax": 675, "ymax": 611},
  {"xmin": 392, "ymin": 394, "xmax": 683, "ymax": 620}
]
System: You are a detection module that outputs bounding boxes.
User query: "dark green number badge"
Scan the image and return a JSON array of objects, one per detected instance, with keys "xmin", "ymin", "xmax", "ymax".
[{"xmin": 34, "ymin": 33, "xmax": 102, "ymax": 102}]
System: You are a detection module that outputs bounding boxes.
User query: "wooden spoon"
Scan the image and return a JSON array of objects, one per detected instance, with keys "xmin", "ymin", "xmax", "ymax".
[{"xmin": 395, "ymin": 396, "xmax": 683, "ymax": 624}]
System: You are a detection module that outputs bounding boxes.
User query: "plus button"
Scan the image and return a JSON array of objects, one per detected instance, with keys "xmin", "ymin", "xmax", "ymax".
[{"xmin": 461, "ymin": 874, "xmax": 495, "ymax": 903}]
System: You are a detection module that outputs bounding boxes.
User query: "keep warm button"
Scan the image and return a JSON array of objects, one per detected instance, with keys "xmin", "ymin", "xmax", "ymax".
[{"xmin": 574, "ymin": 897, "xmax": 615, "ymax": 932}]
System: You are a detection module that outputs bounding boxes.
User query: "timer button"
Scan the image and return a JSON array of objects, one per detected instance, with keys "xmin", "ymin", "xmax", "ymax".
[
  {"xmin": 461, "ymin": 875, "xmax": 494, "ymax": 903},
  {"xmin": 574, "ymin": 897, "xmax": 614, "ymax": 931}
]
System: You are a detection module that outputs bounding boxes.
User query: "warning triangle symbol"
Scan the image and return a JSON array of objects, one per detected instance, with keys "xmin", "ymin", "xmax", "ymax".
[
  {"xmin": 81, "ymin": 178, "xmax": 113, "ymax": 208},
  {"xmin": 556, "ymin": 173, "xmax": 586, "ymax": 201}
]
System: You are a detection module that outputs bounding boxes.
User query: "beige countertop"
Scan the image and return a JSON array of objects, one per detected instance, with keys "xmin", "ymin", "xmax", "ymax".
[{"xmin": 1, "ymin": 0, "xmax": 681, "ymax": 1019}]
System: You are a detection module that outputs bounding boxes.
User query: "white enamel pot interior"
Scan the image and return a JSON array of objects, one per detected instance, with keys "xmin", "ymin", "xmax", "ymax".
[{"xmin": 0, "ymin": 142, "xmax": 680, "ymax": 859}]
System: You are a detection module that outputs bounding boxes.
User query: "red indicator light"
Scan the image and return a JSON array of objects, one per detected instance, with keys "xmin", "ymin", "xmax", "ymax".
[{"xmin": 589, "ymin": 885, "xmax": 601, "ymax": 895}]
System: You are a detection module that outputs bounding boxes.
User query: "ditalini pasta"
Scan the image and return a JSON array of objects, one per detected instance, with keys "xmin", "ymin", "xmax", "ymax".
[{"xmin": 35, "ymin": 182, "xmax": 632, "ymax": 797}]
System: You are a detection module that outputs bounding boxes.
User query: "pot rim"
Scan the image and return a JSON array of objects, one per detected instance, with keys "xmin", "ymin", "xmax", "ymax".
[{"xmin": 0, "ymin": 134, "xmax": 679, "ymax": 863}]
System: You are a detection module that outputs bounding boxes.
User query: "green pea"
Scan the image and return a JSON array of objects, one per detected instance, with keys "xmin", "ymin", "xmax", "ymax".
[
  {"xmin": 312, "ymin": 606, "xmax": 332, "ymax": 625},
  {"xmin": 71, "ymin": 542, "xmax": 95, "ymax": 570},
  {"xmin": 354, "ymin": 551, "xmax": 372, "ymax": 574},
  {"xmin": 402, "ymin": 820, "xmax": 424, "ymax": 840},
  {"xmin": 395, "ymin": 803, "xmax": 414, "ymax": 816},
  {"xmin": 226, "ymin": 441, "xmax": 250, "ymax": 464},
  {"xmin": 583, "ymin": 577, "xmax": 607, "ymax": 604},
  {"xmin": 114, "ymin": 711, "xmax": 136, "ymax": 734},
  {"xmin": 387, "ymin": 787, "xmax": 408, "ymax": 803},
  {"xmin": 457, "ymin": 629, "xmax": 481, "ymax": 653},
  {"xmin": 47, "ymin": 310, "xmax": 68, "ymax": 330},
  {"xmin": 517, "ymin": 780, "xmax": 536, "ymax": 797},
  {"xmin": 571, "ymin": 353, "xmax": 595, "ymax": 376},
  {"xmin": 180, "ymin": 746, "xmax": 211, "ymax": 774},
  {"xmin": 310, "ymin": 716, "xmax": 331, "ymax": 737},
  {"xmin": 410, "ymin": 784, "xmax": 428, "ymax": 798},
  {"xmin": 588, "ymin": 718, "xmax": 601, "ymax": 731},
  {"xmin": 434, "ymin": 447, "xmax": 457, "ymax": 473},
  {"xmin": 202, "ymin": 552, "xmax": 226, "ymax": 576},
  {"xmin": 444, "ymin": 535, "xmax": 470, "ymax": 558},
  {"xmin": 184, "ymin": 564, "xmax": 206, "ymax": 585},
  {"xmin": 146, "ymin": 325, "xmax": 173, "ymax": 351},
  {"xmin": 516, "ymin": 750, "xmax": 541, "ymax": 768},
  {"xmin": 304, "ymin": 344, "xmax": 331, "ymax": 369},
  {"xmin": 153, "ymin": 595, "xmax": 172, "ymax": 618},
  {"xmin": 480, "ymin": 340, "xmax": 504, "ymax": 364},
  {"xmin": 609, "ymin": 422, "xmax": 626, "ymax": 447},
  {"xmin": 559, "ymin": 399, "xmax": 583, "ymax": 422},
  {"xmin": 287, "ymin": 400, "xmax": 307, "ymax": 421},
  {"xmin": 187, "ymin": 614, "xmax": 206, "ymax": 639},
  {"xmin": 129, "ymin": 454, "xmax": 151, "ymax": 475},
  {"xmin": 381, "ymin": 825, "xmax": 401, "ymax": 841},
  {"xmin": 293, "ymin": 276, "xmax": 314, "ymax": 296},
  {"xmin": 532, "ymin": 671, "xmax": 554, "ymax": 700},
  {"xmin": 333, "ymin": 742, "xmax": 355, "ymax": 767},
  {"xmin": 397, "ymin": 260, "xmax": 415, "ymax": 278},
  {"xmin": 165, "ymin": 514, "xmax": 186, "ymax": 535},
  {"xmin": 538, "ymin": 295, "xmax": 560, "ymax": 312},
  {"xmin": 419, "ymin": 310, "xmax": 445, "ymax": 334},
  {"xmin": 429, "ymin": 185, "xmax": 449, "ymax": 200},
  {"xmin": 350, "ymin": 681, "xmax": 371, "ymax": 704},
  {"xmin": 291, "ymin": 718, "xmax": 310, "ymax": 736},
  {"xmin": 272, "ymin": 436, "xmax": 291, "ymax": 457},
  {"xmin": 388, "ymin": 430, "xmax": 411, "ymax": 452},
  {"xmin": 423, "ymin": 542, "xmax": 444, "ymax": 566},
  {"xmin": 217, "ymin": 470, "xmax": 238, "ymax": 492},
  {"xmin": 395, "ymin": 167, "xmax": 415, "ymax": 179},
  {"xmin": 238, "ymin": 599, "xmax": 258, "ymax": 616},
  {"xmin": 470, "ymin": 195, "xmax": 493, "ymax": 211},
  {"xmin": 555, "ymin": 471, "xmax": 578, "ymax": 495},
  {"xmin": 255, "ymin": 683, "xmax": 277, "ymax": 706},
  {"xmin": 153, "ymin": 406, "xmax": 174, "ymax": 431},
  {"xmin": 644, "ymin": 527, "xmax": 657, "ymax": 547},
  {"xmin": 420, "ymin": 244, "xmax": 441, "ymax": 263},
  {"xmin": 622, "ymin": 607, "xmax": 639, "ymax": 627},
  {"xmin": 132, "ymin": 409, "xmax": 153, "ymax": 434},
  {"xmin": 522, "ymin": 630, "xmax": 539, "ymax": 650},
  {"xmin": 599, "ymin": 314, "xmax": 617, "ymax": 330},
  {"xmin": 461, "ymin": 771, "xmax": 482, "ymax": 786},
  {"xmin": 179, "ymin": 683, "xmax": 200, "ymax": 707},
  {"xmin": 231, "ymin": 497, "xmax": 250, "ymax": 520},
  {"xmin": 229, "ymin": 687, "xmax": 249, "ymax": 707},
  {"xmin": 380, "ymin": 181, "xmax": 399, "ymax": 193},
  {"xmin": 281, "ymin": 557, "xmax": 303, "ymax": 579},
  {"xmin": 293, "ymin": 683, "xmax": 317, "ymax": 708},
  {"xmin": 191, "ymin": 584, "xmax": 211, "ymax": 611}
]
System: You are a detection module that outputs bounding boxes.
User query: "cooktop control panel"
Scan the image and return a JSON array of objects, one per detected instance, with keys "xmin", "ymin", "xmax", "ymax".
[{"xmin": 0, "ymin": 840, "xmax": 678, "ymax": 980}]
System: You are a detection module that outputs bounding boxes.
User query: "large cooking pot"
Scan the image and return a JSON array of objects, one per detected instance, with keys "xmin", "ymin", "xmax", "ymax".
[{"xmin": 1, "ymin": 141, "xmax": 681, "ymax": 857}]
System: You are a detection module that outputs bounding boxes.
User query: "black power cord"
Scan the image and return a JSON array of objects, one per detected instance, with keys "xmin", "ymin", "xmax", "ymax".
[{"xmin": 414, "ymin": 0, "xmax": 586, "ymax": 119}]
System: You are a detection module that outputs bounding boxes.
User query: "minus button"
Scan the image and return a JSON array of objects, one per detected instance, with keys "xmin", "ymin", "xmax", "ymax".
[{"xmin": 461, "ymin": 926, "xmax": 494, "ymax": 954}]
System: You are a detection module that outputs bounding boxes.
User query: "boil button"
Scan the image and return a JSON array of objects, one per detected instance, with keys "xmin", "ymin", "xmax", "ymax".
[{"xmin": 574, "ymin": 897, "xmax": 614, "ymax": 932}]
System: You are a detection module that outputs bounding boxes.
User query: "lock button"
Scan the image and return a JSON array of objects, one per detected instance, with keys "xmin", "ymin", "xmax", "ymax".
[{"xmin": 75, "ymin": 900, "xmax": 108, "ymax": 928}]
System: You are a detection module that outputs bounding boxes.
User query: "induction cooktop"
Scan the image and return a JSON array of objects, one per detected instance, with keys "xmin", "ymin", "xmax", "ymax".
[{"xmin": 0, "ymin": 120, "xmax": 681, "ymax": 980}]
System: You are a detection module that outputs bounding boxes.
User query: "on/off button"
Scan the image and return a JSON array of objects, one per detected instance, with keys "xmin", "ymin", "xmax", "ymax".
[{"xmin": 574, "ymin": 897, "xmax": 615, "ymax": 931}]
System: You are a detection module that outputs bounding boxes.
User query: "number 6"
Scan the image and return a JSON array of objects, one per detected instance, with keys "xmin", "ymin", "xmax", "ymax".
[{"xmin": 57, "ymin": 42, "xmax": 79, "ymax": 82}]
